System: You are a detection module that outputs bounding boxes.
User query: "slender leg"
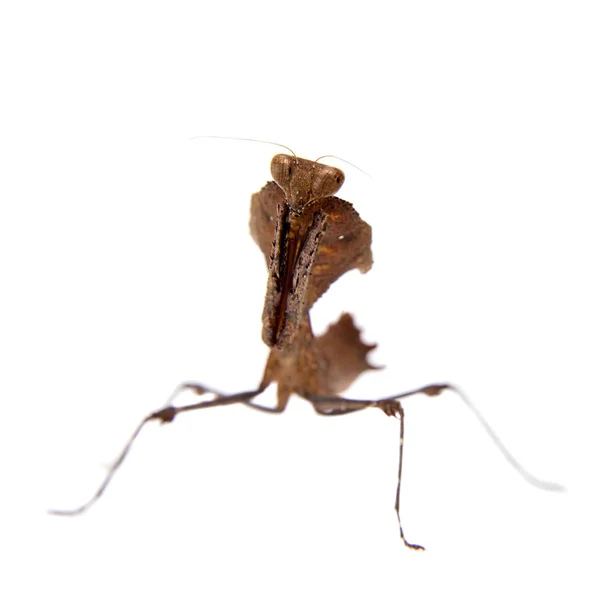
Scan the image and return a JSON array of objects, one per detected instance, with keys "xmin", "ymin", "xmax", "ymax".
[
  {"xmin": 244, "ymin": 400, "xmax": 285, "ymax": 414},
  {"xmin": 393, "ymin": 403, "xmax": 424, "ymax": 550},
  {"xmin": 49, "ymin": 384, "xmax": 267, "ymax": 517},
  {"xmin": 303, "ymin": 381, "xmax": 564, "ymax": 551},
  {"xmin": 166, "ymin": 382, "xmax": 284, "ymax": 414},
  {"xmin": 312, "ymin": 405, "xmax": 368, "ymax": 416},
  {"xmin": 306, "ymin": 383, "xmax": 450, "ymax": 416},
  {"xmin": 303, "ymin": 386, "xmax": 442, "ymax": 550}
]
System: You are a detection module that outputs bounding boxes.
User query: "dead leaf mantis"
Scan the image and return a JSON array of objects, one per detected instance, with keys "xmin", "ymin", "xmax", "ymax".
[{"xmin": 51, "ymin": 145, "xmax": 564, "ymax": 550}]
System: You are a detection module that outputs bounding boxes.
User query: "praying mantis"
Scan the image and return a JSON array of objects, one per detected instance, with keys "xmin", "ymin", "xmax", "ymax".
[{"xmin": 51, "ymin": 148, "xmax": 563, "ymax": 550}]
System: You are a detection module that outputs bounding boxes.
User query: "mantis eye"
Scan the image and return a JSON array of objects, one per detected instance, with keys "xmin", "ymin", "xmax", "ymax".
[
  {"xmin": 311, "ymin": 165, "xmax": 345, "ymax": 199},
  {"xmin": 270, "ymin": 154, "xmax": 296, "ymax": 188}
]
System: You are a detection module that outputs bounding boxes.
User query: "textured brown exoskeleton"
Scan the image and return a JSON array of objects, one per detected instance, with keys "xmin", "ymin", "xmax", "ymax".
[{"xmin": 51, "ymin": 152, "xmax": 564, "ymax": 550}]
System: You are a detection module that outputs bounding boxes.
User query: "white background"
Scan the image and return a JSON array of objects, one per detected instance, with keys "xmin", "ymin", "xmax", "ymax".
[{"xmin": 1, "ymin": 1, "xmax": 599, "ymax": 598}]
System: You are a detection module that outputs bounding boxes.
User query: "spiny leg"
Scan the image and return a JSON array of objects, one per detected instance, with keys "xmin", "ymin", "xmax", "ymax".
[{"xmin": 49, "ymin": 383, "xmax": 267, "ymax": 517}]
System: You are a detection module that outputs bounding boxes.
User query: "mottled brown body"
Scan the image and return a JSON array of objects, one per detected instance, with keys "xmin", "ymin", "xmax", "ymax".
[
  {"xmin": 52, "ymin": 150, "xmax": 561, "ymax": 553},
  {"xmin": 250, "ymin": 155, "xmax": 376, "ymax": 409}
]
